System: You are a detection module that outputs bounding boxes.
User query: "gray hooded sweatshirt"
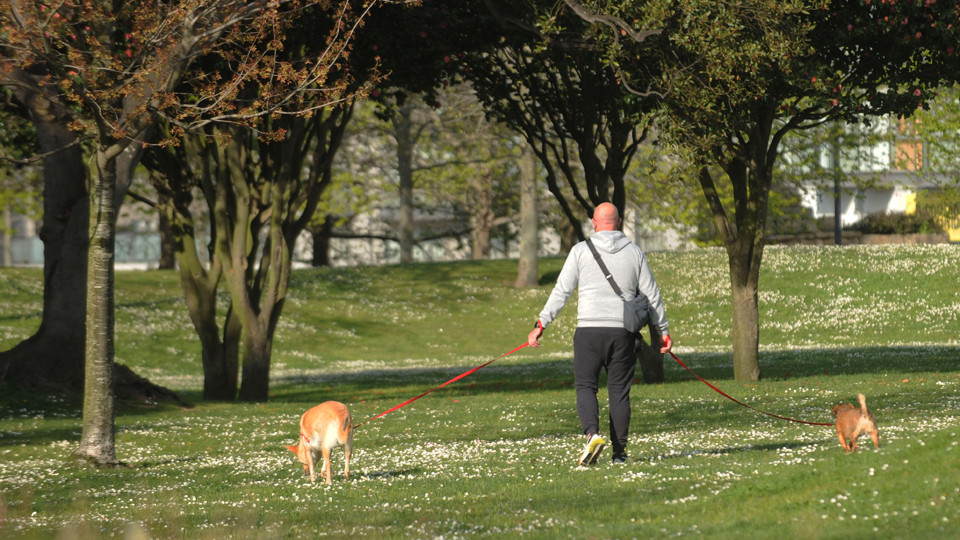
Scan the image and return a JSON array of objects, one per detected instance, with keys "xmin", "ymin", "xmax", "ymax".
[{"xmin": 537, "ymin": 230, "xmax": 669, "ymax": 336}]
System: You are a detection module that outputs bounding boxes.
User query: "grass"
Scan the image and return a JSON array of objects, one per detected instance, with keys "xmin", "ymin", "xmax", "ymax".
[{"xmin": 1, "ymin": 244, "xmax": 959, "ymax": 539}]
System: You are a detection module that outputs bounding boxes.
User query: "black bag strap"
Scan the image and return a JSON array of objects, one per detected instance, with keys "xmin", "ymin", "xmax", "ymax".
[{"xmin": 585, "ymin": 238, "xmax": 627, "ymax": 301}]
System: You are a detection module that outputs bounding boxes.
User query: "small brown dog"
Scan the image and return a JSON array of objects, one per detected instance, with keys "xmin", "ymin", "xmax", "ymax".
[
  {"xmin": 832, "ymin": 393, "xmax": 879, "ymax": 453},
  {"xmin": 285, "ymin": 401, "xmax": 353, "ymax": 485}
]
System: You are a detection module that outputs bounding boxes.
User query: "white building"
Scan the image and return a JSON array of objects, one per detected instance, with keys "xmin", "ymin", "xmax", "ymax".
[{"xmin": 794, "ymin": 117, "xmax": 959, "ymax": 241}]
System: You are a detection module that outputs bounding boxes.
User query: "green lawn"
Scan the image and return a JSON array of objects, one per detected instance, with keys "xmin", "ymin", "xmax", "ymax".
[{"xmin": 1, "ymin": 244, "xmax": 958, "ymax": 538}]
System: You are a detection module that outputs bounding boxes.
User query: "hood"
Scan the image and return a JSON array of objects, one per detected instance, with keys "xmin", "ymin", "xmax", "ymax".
[{"xmin": 589, "ymin": 230, "xmax": 631, "ymax": 253}]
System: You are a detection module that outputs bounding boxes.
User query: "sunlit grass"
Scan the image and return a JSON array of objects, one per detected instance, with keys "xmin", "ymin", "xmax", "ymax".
[{"xmin": 1, "ymin": 244, "xmax": 959, "ymax": 538}]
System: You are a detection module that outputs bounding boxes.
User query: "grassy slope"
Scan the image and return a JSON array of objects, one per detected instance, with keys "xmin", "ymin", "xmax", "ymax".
[{"xmin": 1, "ymin": 244, "xmax": 958, "ymax": 539}]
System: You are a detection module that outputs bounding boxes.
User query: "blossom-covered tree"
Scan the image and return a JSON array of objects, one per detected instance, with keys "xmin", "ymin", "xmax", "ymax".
[
  {"xmin": 0, "ymin": 0, "xmax": 375, "ymax": 463},
  {"xmin": 139, "ymin": 2, "xmax": 383, "ymax": 402}
]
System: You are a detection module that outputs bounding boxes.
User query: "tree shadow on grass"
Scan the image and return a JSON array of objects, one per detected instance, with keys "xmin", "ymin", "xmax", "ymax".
[
  {"xmin": 635, "ymin": 438, "xmax": 833, "ymax": 464},
  {"xmin": 0, "ymin": 425, "xmax": 79, "ymax": 448},
  {"xmin": 268, "ymin": 358, "xmax": 575, "ymax": 404},
  {"xmin": 357, "ymin": 468, "xmax": 424, "ymax": 480},
  {"xmin": 268, "ymin": 344, "xmax": 959, "ymax": 407},
  {"xmin": 126, "ymin": 455, "xmax": 205, "ymax": 469},
  {"xmin": 275, "ymin": 466, "xmax": 425, "ymax": 483},
  {"xmin": 2, "ymin": 345, "xmax": 955, "ymax": 441},
  {"xmin": 664, "ymin": 345, "xmax": 960, "ymax": 382}
]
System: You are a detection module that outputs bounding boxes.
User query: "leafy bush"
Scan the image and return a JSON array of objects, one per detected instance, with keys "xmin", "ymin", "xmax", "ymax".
[
  {"xmin": 844, "ymin": 210, "xmax": 946, "ymax": 234},
  {"xmin": 917, "ymin": 187, "xmax": 960, "ymax": 215}
]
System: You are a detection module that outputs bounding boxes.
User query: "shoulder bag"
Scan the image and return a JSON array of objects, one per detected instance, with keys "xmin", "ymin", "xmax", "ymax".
[{"xmin": 585, "ymin": 238, "xmax": 650, "ymax": 334}]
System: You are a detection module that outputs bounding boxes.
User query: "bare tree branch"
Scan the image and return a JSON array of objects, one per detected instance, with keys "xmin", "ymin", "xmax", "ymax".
[
  {"xmin": 560, "ymin": 0, "xmax": 661, "ymax": 44},
  {"xmin": 0, "ymin": 137, "xmax": 86, "ymax": 165}
]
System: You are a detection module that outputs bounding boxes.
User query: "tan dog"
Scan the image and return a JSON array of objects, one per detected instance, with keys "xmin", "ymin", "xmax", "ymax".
[
  {"xmin": 831, "ymin": 394, "xmax": 879, "ymax": 453},
  {"xmin": 285, "ymin": 401, "xmax": 353, "ymax": 484}
]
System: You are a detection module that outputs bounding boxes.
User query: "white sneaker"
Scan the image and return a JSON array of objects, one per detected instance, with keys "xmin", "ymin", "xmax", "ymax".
[{"xmin": 577, "ymin": 433, "xmax": 605, "ymax": 466}]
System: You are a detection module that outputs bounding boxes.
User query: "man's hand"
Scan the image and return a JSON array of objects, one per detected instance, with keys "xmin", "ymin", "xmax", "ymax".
[
  {"xmin": 660, "ymin": 334, "xmax": 673, "ymax": 354},
  {"xmin": 528, "ymin": 324, "xmax": 543, "ymax": 348}
]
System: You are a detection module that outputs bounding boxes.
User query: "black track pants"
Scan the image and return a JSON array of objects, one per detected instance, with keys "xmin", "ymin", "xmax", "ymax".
[{"xmin": 573, "ymin": 327, "xmax": 636, "ymax": 455}]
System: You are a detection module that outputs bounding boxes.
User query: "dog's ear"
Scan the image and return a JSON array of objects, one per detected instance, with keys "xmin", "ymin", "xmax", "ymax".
[{"xmin": 285, "ymin": 445, "xmax": 298, "ymax": 454}]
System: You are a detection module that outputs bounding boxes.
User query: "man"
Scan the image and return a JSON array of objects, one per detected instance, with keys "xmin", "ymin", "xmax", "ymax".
[{"xmin": 528, "ymin": 202, "xmax": 672, "ymax": 466}]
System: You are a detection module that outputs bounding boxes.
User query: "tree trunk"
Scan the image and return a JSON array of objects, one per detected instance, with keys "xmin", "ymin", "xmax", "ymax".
[
  {"xmin": 223, "ymin": 149, "xmax": 291, "ymax": 403},
  {"xmin": 635, "ymin": 321, "xmax": 664, "ymax": 384},
  {"xmin": 2, "ymin": 208, "xmax": 11, "ymax": 267},
  {"xmin": 235, "ymin": 233, "xmax": 288, "ymax": 403},
  {"xmin": 0, "ymin": 88, "xmax": 88, "ymax": 388},
  {"xmin": 395, "ymin": 105, "xmax": 416, "ymax": 264},
  {"xmin": 697, "ymin": 115, "xmax": 772, "ymax": 383},
  {"xmin": 559, "ymin": 220, "xmax": 578, "ymax": 253},
  {"xmin": 238, "ymin": 327, "xmax": 273, "ymax": 402},
  {"xmin": 147, "ymin": 139, "xmax": 244, "ymax": 401},
  {"xmin": 515, "ymin": 147, "xmax": 539, "ymax": 287},
  {"xmin": 182, "ymin": 109, "xmax": 344, "ymax": 403},
  {"xmin": 186, "ymin": 270, "xmax": 238, "ymax": 400},
  {"xmin": 729, "ymin": 244, "xmax": 762, "ymax": 382},
  {"xmin": 151, "ymin": 177, "xmax": 238, "ymax": 400},
  {"xmin": 0, "ymin": 84, "xmax": 183, "ymax": 403},
  {"xmin": 77, "ymin": 149, "xmax": 119, "ymax": 467},
  {"xmin": 193, "ymin": 309, "xmax": 242, "ymax": 402},
  {"xmin": 157, "ymin": 190, "xmax": 176, "ymax": 270},
  {"xmin": 311, "ymin": 216, "xmax": 334, "ymax": 267},
  {"xmin": 223, "ymin": 309, "xmax": 242, "ymax": 394},
  {"xmin": 470, "ymin": 174, "xmax": 494, "ymax": 260}
]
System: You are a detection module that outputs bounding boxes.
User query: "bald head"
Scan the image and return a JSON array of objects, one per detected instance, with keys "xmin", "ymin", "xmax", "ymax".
[{"xmin": 592, "ymin": 203, "xmax": 621, "ymax": 232}]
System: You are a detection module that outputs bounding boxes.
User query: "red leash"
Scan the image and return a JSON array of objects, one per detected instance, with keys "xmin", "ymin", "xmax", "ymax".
[
  {"xmin": 351, "ymin": 342, "xmax": 829, "ymax": 429},
  {"xmin": 669, "ymin": 351, "xmax": 832, "ymax": 426},
  {"xmin": 352, "ymin": 341, "xmax": 530, "ymax": 429}
]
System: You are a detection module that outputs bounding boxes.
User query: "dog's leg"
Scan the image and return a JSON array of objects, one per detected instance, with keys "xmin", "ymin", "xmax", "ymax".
[
  {"xmin": 837, "ymin": 428, "xmax": 850, "ymax": 452},
  {"xmin": 344, "ymin": 441, "xmax": 352, "ymax": 480},
  {"xmin": 321, "ymin": 446, "xmax": 332, "ymax": 485},
  {"xmin": 307, "ymin": 448, "xmax": 318, "ymax": 482}
]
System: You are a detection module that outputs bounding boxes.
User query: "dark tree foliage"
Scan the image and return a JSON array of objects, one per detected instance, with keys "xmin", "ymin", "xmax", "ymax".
[{"xmin": 562, "ymin": 0, "xmax": 960, "ymax": 380}]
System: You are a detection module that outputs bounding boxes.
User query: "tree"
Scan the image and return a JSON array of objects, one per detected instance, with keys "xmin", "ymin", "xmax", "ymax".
[
  {"xmin": 1, "ymin": 0, "xmax": 370, "ymax": 462},
  {"xmin": 392, "ymin": 99, "xmax": 419, "ymax": 263},
  {"xmin": 308, "ymin": 101, "xmax": 390, "ymax": 266},
  {"xmin": 901, "ymin": 83, "xmax": 960, "ymax": 224},
  {"xmin": 410, "ymin": 86, "xmax": 524, "ymax": 261},
  {"xmin": 464, "ymin": 2, "xmax": 676, "ymax": 382},
  {"xmin": 144, "ymin": 105, "xmax": 354, "ymax": 401},
  {"xmin": 909, "ymin": 85, "xmax": 960, "ymax": 178},
  {"xmin": 0, "ymin": 78, "xmax": 90, "ymax": 390},
  {"xmin": 347, "ymin": 1, "xmax": 530, "ymax": 263},
  {"xmin": 561, "ymin": 0, "xmax": 960, "ymax": 380},
  {"xmin": 321, "ymin": 86, "xmax": 522, "ymax": 265},
  {"xmin": 358, "ymin": 1, "xmax": 668, "ymax": 377},
  {"xmin": 140, "ymin": 1, "xmax": 382, "ymax": 401},
  {"xmin": 344, "ymin": 0, "xmax": 465, "ymax": 261},
  {"xmin": 514, "ymin": 145, "xmax": 540, "ymax": 287},
  {"xmin": 464, "ymin": 13, "xmax": 655, "ymax": 238}
]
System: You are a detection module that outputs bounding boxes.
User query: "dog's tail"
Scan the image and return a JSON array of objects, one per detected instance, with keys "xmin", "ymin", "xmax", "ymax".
[{"xmin": 857, "ymin": 393, "xmax": 867, "ymax": 414}]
